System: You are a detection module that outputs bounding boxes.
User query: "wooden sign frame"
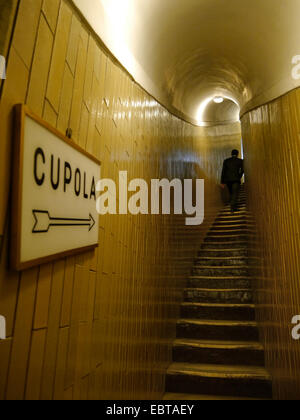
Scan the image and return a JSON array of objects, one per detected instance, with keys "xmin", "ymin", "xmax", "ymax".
[{"xmin": 11, "ymin": 104, "xmax": 100, "ymax": 271}]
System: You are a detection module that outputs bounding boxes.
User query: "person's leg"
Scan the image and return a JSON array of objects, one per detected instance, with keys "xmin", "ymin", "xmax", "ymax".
[
  {"xmin": 226, "ymin": 183, "xmax": 233, "ymax": 199},
  {"xmin": 226, "ymin": 183, "xmax": 233, "ymax": 208},
  {"xmin": 231, "ymin": 182, "xmax": 240, "ymax": 211}
]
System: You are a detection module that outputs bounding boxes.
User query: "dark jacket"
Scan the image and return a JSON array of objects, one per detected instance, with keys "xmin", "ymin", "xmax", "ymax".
[{"xmin": 221, "ymin": 157, "xmax": 244, "ymax": 184}]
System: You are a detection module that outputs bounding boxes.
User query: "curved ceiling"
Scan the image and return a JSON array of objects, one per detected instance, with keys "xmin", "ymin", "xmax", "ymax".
[
  {"xmin": 201, "ymin": 99, "xmax": 240, "ymax": 126},
  {"xmin": 74, "ymin": 0, "xmax": 300, "ymax": 125}
]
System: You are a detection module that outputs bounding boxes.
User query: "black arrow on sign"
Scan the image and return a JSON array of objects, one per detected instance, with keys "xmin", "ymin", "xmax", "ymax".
[{"xmin": 32, "ymin": 210, "xmax": 96, "ymax": 233}]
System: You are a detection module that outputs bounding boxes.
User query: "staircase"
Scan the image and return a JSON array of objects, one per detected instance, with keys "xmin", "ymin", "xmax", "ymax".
[{"xmin": 164, "ymin": 187, "xmax": 272, "ymax": 400}]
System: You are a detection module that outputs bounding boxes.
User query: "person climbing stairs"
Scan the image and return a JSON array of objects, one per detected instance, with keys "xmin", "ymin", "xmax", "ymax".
[{"xmin": 164, "ymin": 187, "xmax": 273, "ymax": 400}]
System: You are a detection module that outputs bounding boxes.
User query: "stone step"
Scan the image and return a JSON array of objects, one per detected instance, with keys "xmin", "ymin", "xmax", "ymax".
[
  {"xmin": 205, "ymin": 235, "xmax": 249, "ymax": 243},
  {"xmin": 211, "ymin": 224, "xmax": 254, "ymax": 231},
  {"xmin": 224, "ymin": 201, "xmax": 246, "ymax": 206},
  {"xmin": 201, "ymin": 241, "xmax": 247, "ymax": 250},
  {"xmin": 166, "ymin": 363, "xmax": 272, "ymax": 399},
  {"xmin": 188, "ymin": 276, "xmax": 251, "ymax": 290},
  {"xmin": 184, "ymin": 288, "xmax": 253, "ymax": 304},
  {"xmin": 216, "ymin": 212, "xmax": 249, "ymax": 217},
  {"xmin": 177, "ymin": 319, "xmax": 259, "ymax": 341},
  {"xmin": 223, "ymin": 207, "xmax": 247, "ymax": 212},
  {"xmin": 209, "ymin": 224, "xmax": 249, "ymax": 230},
  {"xmin": 208, "ymin": 229, "xmax": 253, "ymax": 236},
  {"xmin": 213, "ymin": 219, "xmax": 251, "ymax": 225},
  {"xmin": 180, "ymin": 302, "xmax": 255, "ymax": 321},
  {"xmin": 221, "ymin": 207, "xmax": 247, "ymax": 212},
  {"xmin": 172, "ymin": 339, "xmax": 265, "ymax": 366},
  {"xmin": 195, "ymin": 256, "xmax": 247, "ymax": 266},
  {"xmin": 163, "ymin": 393, "xmax": 267, "ymax": 400},
  {"xmin": 192, "ymin": 266, "xmax": 249, "ymax": 277},
  {"xmin": 198, "ymin": 249, "xmax": 248, "ymax": 258},
  {"xmin": 215, "ymin": 215, "xmax": 251, "ymax": 223},
  {"xmin": 214, "ymin": 221, "xmax": 249, "ymax": 227}
]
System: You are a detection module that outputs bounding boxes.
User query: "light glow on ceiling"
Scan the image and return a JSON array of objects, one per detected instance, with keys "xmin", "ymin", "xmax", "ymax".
[
  {"xmin": 196, "ymin": 96, "xmax": 214, "ymax": 126},
  {"xmin": 213, "ymin": 96, "xmax": 224, "ymax": 104},
  {"xmin": 196, "ymin": 95, "xmax": 240, "ymax": 126},
  {"xmin": 101, "ymin": 0, "xmax": 135, "ymax": 73}
]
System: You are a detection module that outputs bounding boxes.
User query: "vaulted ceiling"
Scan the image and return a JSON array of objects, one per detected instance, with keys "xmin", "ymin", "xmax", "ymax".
[{"xmin": 74, "ymin": 0, "xmax": 300, "ymax": 125}]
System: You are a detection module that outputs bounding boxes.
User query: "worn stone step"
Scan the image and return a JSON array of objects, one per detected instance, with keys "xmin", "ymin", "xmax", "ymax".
[
  {"xmin": 216, "ymin": 219, "xmax": 249, "ymax": 225},
  {"xmin": 163, "ymin": 393, "xmax": 267, "ymax": 400},
  {"xmin": 213, "ymin": 219, "xmax": 251, "ymax": 225},
  {"xmin": 180, "ymin": 302, "xmax": 255, "ymax": 321},
  {"xmin": 220, "ymin": 213, "xmax": 248, "ymax": 218},
  {"xmin": 198, "ymin": 249, "xmax": 248, "ymax": 258},
  {"xmin": 209, "ymin": 225, "xmax": 248, "ymax": 231},
  {"xmin": 208, "ymin": 229, "xmax": 253, "ymax": 236},
  {"xmin": 221, "ymin": 207, "xmax": 247, "ymax": 213},
  {"xmin": 201, "ymin": 241, "xmax": 247, "ymax": 250},
  {"xmin": 205, "ymin": 234, "xmax": 249, "ymax": 243},
  {"xmin": 177, "ymin": 319, "xmax": 259, "ymax": 341},
  {"xmin": 193, "ymin": 266, "xmax": 249, "ymax": 277},
  {"xmin": 223, "ymin": 208, "xmax": 247, "ymax": 213},
  {"xmin": 188, "ymin": 276, "xmax": 251, "ymax": 290},
  {"xmin": 216, "ymin": 214, "xmax": 249, "ymax": 220},
  {"xmin": 166, "ymin": 363, "xmax": 272, "ymax": 399},
  {"xmin": 215, "ymin": 215, "xmax": 251, "ymax": 222},
  {"xmin": 172, "ymin": 339, "xmax": 265, "ymax": 366},
  {"xmin": 211, "ymin": 224, "xmax": 253, "ymax": 231},
  {"xmin": 184, "ymin": 288, "xmax": 253, "ymax": 304},
  {"xmin": 224, "ymin": 202, "xmax": 246, "ymax": 207},
  {"xmin": 195, "ymin": 257, "xmax": 247, "ymax": 266},
  {"xmin": 214, "ymin": 221, "xmax": 249, "ymax": 227}
]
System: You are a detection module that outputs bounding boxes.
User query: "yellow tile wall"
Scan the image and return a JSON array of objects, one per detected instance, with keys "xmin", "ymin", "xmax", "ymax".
[
  {"xmin": 241, "ymin": 87, "xmax": 300, "ymax": 400},
  {"xmin": 0, "ymin": 0, "xmax": 241, "ymax": 400},
  {"xmin": 0, "ymin": 0, "xmax": 18, "ymax": 55}
]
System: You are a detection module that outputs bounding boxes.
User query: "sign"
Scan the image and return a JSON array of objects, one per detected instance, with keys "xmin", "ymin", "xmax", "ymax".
[{"xmin": 11, "ymin": 105, "xmax": 100, "ymax": 271}]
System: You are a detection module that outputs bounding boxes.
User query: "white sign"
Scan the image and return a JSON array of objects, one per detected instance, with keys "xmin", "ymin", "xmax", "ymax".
[{"xmin": 11, "ymin": 105, "xmax": 100, "ymax": 270}]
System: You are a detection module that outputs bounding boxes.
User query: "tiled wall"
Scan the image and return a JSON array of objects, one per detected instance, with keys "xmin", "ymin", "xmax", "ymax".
[
  {"xmin": 0, "ymin": 0, "xmax": 18, "ymax": 93},
  {"xmin": 0, "ymin": 0, "xmax": 18, "ymax": 54},
  {"xmin": 0, "ymin": 0, "xmax": 241, "ymax": 400},
  {"xmin": 241, "ymin": 87, "xmax": 300, "ymax": 400}
]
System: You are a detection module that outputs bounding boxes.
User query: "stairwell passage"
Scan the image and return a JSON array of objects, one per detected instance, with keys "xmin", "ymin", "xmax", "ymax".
[{"xmin": 164, "ymin": 189, "xmax": 273, "ymax": 400}]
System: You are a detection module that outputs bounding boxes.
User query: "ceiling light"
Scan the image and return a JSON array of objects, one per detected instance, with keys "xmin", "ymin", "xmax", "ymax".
[{"xmin": 213, "ymin": 97, "xmax": 224, "ymax": 104}]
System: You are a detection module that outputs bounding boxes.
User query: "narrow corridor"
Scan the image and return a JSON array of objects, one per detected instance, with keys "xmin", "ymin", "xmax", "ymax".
[{"xmin": 165, "ymin": 188, "xmax": 272, "ymax": 400}]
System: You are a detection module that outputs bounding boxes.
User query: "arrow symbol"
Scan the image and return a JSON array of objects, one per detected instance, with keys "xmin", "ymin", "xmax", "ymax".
[{"xmin": 32, "ymin": 210, "xmax": 96, "ymax": 233}]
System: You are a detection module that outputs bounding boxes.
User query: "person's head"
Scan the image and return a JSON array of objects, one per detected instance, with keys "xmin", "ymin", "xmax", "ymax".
[{"xmin": 232, "ymin": 149, "xmax": 239, "ymax": 157}]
